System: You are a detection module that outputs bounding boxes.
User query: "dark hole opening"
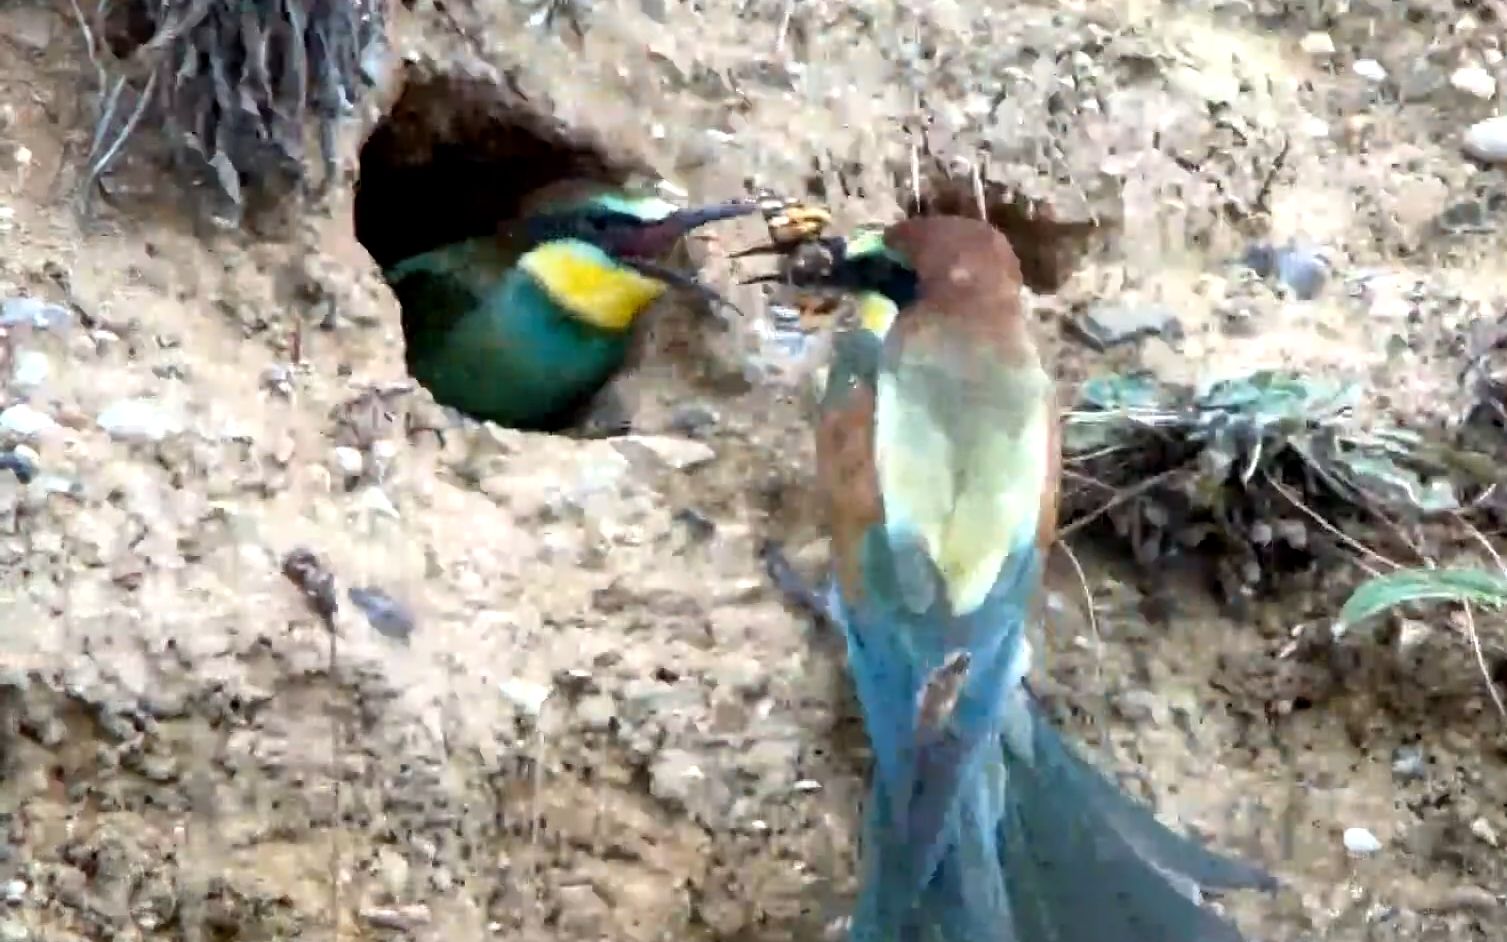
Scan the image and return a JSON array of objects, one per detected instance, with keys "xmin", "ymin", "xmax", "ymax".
[
  {"xmin": 353, "ymin": 69, "xmax": 651, "ymax": 432},
  {"xmin": 355, "ymin": 71, "xmax": 638, "ymax": 269},
  {"xmin": 906, "ymin": 172, "xmax": 1111, "ymax": 294}
]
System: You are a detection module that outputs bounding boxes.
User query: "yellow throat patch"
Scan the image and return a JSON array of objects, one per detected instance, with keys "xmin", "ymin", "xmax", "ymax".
[
  {"xmin": 519, "ymin": 239, "xmax": 668, "ymax": 332},
  {"xmin": 857, "ymin": 291, "xmax": 899, "ymax": 337}
]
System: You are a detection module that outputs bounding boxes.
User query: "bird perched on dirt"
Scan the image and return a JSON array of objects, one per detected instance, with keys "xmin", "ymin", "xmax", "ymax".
[
  {"xmin": 742, "ymin": 214, "xmax": 1276, "ymax": 942},
  {"xmin": 383, "ymin": 182, "xmax": 758, "ymax": 433}
]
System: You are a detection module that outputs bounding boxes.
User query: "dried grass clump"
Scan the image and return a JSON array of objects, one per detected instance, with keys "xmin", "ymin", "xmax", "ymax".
[
  {"xmin": 72, "ymin": 0, "xmax": 388, "ymax": 223},
  {"xmin": 1058, "ymin": 370, "xmax": 1503, "ymax": 604}
]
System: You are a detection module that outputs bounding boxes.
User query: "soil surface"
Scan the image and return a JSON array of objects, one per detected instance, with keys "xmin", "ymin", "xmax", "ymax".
[{"xmin": 1, "ymin": 1, "xmax": 1505, "ymax": 940}]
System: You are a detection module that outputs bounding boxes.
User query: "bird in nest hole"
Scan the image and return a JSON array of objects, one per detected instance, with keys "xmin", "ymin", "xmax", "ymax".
[{"xmin": 382, "ymin": 179, "xmax": 760, "ymax": 434}]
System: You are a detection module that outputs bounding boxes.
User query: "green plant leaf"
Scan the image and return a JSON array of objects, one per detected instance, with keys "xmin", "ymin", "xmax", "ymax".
[{"xmin": 1337, "ymin": 566, "xmax": 1507, "ymax": 631}]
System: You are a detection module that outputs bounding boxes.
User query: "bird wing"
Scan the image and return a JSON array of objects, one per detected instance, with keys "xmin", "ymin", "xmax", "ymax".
[
  {"xmin": 817, "ymin": 326, "xmax": 888, "ymax": 604},
  {"xmin": 386, "ymin": 236, "xmax": 528, "ymax": 352}
]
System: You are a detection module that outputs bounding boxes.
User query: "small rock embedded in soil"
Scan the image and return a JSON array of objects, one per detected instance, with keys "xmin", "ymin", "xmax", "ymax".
[
  {"xmin": 1464, "ymin": 116, "xmax": 1507, "ymax": 164},
  {"xmin": 498, "ymin": 678, "xmax": 552, "ymax": 716},
  {"xmin": 348, "ymin": 585, "xmax": 416, "ymax": 642},
  {"xmin": 0, "ymin": 403, "xmax": 58, "ymax": 439},
  {"xmin": 650, "ymin": 748, "xmax": 706, "ymax": 806},
  {"xmin": 1070, "ymin": 303, "xmax": 1182, "ymax": 351},
  {"xmin": 1391, "ymin": 745, "xmax": 1427, "ymax": 781},
  {"xmin": 96, "ymin": 398, "xmax": 184, "ymax": 443},
  {"xmin": 1469, "ymin": 816, "xmax": 1500, "ymax": 847},
  {"xmin": 612, "ymin": 434, "xmax": 716, "ymax": 471},
  {"xmin": 1352, "ymin": 59, "xmax": 1387, "ymax": 83},
  {"xmin": 332, "ymin": 445, "xmax": 365, "ymax": 479},
  {"xmin": 360, "ymin": 905, "xmax": 432, "ymax": 930},
  {"xmin": 1299, "ymin": 32, "xmax": 1335, "ymax": 57},
  {"xmin": 0, "ymin": 295, "xmax": 70, "ymax": 330},
  {"xmin": 1450, "ymin": 65, "xmax": 1498, "ymax": 100},
  {"xmin": 1240, "ymin": 242, "xmax": 1329, "ymax": 300},
  {"xmin": 1343, "ymin": 826, "xmax": 1383, "ymax": 855},
  {"xmin": 7, "ymin": 351, "xmax": 48, "ymax": 393}
]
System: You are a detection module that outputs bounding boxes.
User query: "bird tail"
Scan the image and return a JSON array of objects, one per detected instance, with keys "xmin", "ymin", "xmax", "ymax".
[{"xmin": 995, "ymin": 692, "xmax": 1277, "ymax": 942}]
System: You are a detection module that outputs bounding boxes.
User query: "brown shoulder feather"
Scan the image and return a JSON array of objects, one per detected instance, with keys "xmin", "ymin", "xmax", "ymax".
[{"xmin": 818, "ymin": 369, "xmax": 884, "ymax": 603}]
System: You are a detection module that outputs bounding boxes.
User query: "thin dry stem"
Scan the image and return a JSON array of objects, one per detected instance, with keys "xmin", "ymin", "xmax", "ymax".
[
  {"xmin": 1264, "ymin": 473, "xmax": 1396, "ymax": 577},
  {"xmin": 1057, "ymin": 539, "xmax": 1103, "ymax": 690},
  {"xmin": 1461, "ymin": 602, "xmax": 1507, "ymax": 725},
  {"xmin": 1454, "ymin": 516, "xmax": 1507, "ymax": 726},
  {"xmin": 1055, "ymin": 463, "xmax": 1191, "ymax": 541}
]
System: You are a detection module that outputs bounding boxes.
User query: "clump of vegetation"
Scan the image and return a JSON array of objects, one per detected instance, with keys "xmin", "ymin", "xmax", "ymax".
[
  {"xmin": 1058, "ymin": 369, "xmax": 1501, "ymax": 601},
  {"xmin": 71, "ymin": 0, "xmax": 388, "ymax": 223}
]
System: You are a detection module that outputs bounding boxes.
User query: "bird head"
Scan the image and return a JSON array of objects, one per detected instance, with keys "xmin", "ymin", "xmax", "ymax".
[
  {"xmin": 517, "ymin": 192, "xmax": 759, "ymax": 332},
  {"xmin": 738, "ymin": 224, "xmax": 918, "ymax": 338}
]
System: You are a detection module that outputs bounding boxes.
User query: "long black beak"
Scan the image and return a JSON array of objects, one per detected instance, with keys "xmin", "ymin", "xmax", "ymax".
[
  {"xmin": 661, "ymin": 199, "xmax": 763, "ymax": 231},
  {"xmin": 729, "ymin": 241, "xmax": 791, "ymax": 261},
  {"xmin": 621, "ymin": 256, "xmax": 745, "ymax": 319},
  {"xmin": 738, "ymin": 271, "xmax": 790, "ymax": 286}
]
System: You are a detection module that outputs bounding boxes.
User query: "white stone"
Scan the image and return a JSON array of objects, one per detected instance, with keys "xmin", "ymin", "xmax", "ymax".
[
  {"xmin": 1343, "ymin": 826, "xmax": 1383, "ymax": 854},
  {"xmin": 1300, "ymin": 32, "xmax": 1336, "ymax": 56},
  {"xmin": 332, "ymin": 446, "xmax": 364, "ymax": 477},
  {"xmin": 0, "ymin": 404, "xmax": 58, "ymax": 439},
  {"xmin": 498, "ymin": 678, "xmax": 552, "ymax": 716},
  {"xmin": 1352, "ymin": 59, "xmax": 1388, "ymax": 82},
  {"xmin": 1464, "ymin": 116, "xmax": 1507, "ymax": 163},
  {"xmin": 96, "ymin": 398, "xmax": 183, "ymax": 443},
  {"xmin": 1451, "ymin": 65, "xmax": 1498, "ymax": 100},
  {"xmin": 8, "ymin": 351, "xmax": 48, "ymax": 393}
]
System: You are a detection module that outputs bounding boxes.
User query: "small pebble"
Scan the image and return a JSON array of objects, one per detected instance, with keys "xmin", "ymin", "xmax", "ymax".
[
  {"xmin": 1300, "ymin": 32, "xmax": 1336, "ymax": 56},
  {"xmin": 1469, "ymin": 816, "xmax": 1500, "ymax": 847},
  {"xmin": 1240, "ymin": 243, "xmax": 1330, "ymax": 300},
  {"xmin": 354, "ymin": 486, "xmax": 399, "ymax": 519},
  {"xmin": 0, "ymin": 296, "xmax": 70, "ymax": 330},
  {"xmin": 360, "ymin": 905, "xmax": 432, "ymax": 930},
  {"xmin": 1352, "ymin": 59, "xmax": 1388, "ymax": 82},
  {"xmin": 96, "ymin": 398, "xmax": 183, "ymax": 443},
  {"xmin": 1343, "ymin": 826, "xmax": 1383, "ymax": 855},
  {"xmin": 1464, "ymin": 116, "xmax": 1507, "ymax": 164},
  {"xmin": 332, "ymin": 446, "xmax": 364, "ymax": 478},
  {"xmin": 0, "ymin": 404, "xmax": 59, "ymax": 439},
  {"xmin": 612, "ymin": 434, "xmax": 716, "ymax": 471},
  {"xmin": 1450, "ymin": 65, "xmax": 1498, "ymax": 100},
  {"xmin": 1391, "ymin": 745, "xmax": 1427, "ymax": 781},
  {"xmin": 347, "ymin": 586, "xmax": 416, "ymax": 642},
  {"xmin": 498, "ymin": 678, "xmax": 552, "ymax": 716},
  {"xmin": 1071, "ymin": 303, "xmax": 1182, "ymax": 350},
  {"xmin": 8, "ymin": 351, "xmax": 48, "ymax": 393},
  {"xmin": 1, "ymin": 880, "xmax": 23, "ymax": 903}
]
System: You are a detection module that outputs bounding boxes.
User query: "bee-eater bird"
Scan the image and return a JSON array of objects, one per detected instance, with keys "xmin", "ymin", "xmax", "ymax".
[
  {"xmin": 743, "ymin": 215, "xmax": 1276, "ymax": 942},
  {"xmin": 382, "ymin": 182, "xmax": 759, "ymax": 432}
]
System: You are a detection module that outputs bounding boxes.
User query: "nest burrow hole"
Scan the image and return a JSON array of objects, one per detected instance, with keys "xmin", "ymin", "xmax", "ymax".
[
  {"xmin": 355, "ymin": 71, "xmax": 638, "ymax": 269},
  {"xmin": 353, "ymin": 70, "xmax": 652, "ymax": 431},
  {"xmin": 908, "ymin": 175, "xmax": 1106, "ymax": 294}
]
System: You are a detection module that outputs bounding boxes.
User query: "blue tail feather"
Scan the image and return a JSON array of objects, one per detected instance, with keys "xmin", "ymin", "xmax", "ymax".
[{"xmin": 833, "ymin": 531, "xmax": 1273, "ymax": 941}]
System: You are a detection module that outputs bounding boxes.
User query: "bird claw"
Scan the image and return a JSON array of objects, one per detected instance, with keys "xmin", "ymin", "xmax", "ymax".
[{"xmin": 759, "ymin": 538, "xmax": 841, "ymax": 632}]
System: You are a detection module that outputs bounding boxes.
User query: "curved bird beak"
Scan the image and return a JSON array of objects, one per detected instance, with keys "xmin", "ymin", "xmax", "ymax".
[
  {"xmin": 729, "ymin": 242, "xmax": 790, "ymax": 262},
  {"xmin": 615, "ymin": 199, "xmax": 761, "ymax": 318},
  {"xmin": 619, "ymin": 256, "xmax": 745, "ymax": 318},
  {"xmin": 628, "ymin": 199, "xmax": 763, "ymax": 258}
]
